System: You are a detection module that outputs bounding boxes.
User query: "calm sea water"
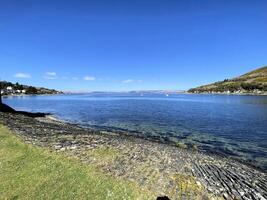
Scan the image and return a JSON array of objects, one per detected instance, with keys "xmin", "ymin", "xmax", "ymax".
[{"xmin": 3, "ymin": 93, "xmax": 267, "ymax": 171}]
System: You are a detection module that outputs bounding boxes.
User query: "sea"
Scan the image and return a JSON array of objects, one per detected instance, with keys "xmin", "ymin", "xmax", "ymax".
[{"xmin": 3, "ymin": 93, "xmax": 267, "ymax": 171}]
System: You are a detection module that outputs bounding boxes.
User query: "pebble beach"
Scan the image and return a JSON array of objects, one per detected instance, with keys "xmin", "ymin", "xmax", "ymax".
[{"xmin": 0, "ymin": 112, "xmax": 266, "ymax": 200}]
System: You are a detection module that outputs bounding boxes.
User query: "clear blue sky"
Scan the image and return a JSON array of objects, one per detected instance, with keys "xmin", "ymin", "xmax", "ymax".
[{"xmin": 0, "ymin": 0, "xmax": 266, "ymax": 91}]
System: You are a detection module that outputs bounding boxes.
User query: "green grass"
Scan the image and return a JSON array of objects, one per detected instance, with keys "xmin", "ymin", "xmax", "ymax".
[
  {"xmin": 254, "ymin": 76, "xmax": 267, "ymax": 83},
  {"xmin": 0, "ymin": 125, "xmax": 152, "ymax": 200}
]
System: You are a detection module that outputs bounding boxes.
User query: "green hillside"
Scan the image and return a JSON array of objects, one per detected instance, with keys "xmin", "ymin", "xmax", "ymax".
[
  {"xmin": 0, "ymin": 81, "xmax": 62, "ymax": 95},
  {"xmin": 188, "ymin": 66, "xmax": 267, "ymax": 94}
]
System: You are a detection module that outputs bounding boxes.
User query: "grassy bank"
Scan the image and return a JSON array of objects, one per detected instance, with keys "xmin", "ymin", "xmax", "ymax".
[{"xmin": 0, "ymin": 125, "xmax": 151, "ymax": 200}]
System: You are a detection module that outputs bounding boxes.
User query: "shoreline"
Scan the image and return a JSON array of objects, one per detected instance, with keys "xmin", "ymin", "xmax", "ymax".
[
  {"xmin": 2, "ymin": 93, "xmax": 64, "ymax": 97},
  {"xmin": 186, "ymin": 92, "xmax": 267, "ymax": 96},
  {"xmin": 3, "ymin": 91, "xmax": 267, "ymax": 97},
  {"xmin": 0, "ymin": 124, "xmax": 151, "ymax": 199},
  {"xmin": 0, "ymin": 112, "xmax": 266, "ymax": 199},
  {"xmin": 45, "ymin": 114, "xmax": 267, "ymax": 173}
]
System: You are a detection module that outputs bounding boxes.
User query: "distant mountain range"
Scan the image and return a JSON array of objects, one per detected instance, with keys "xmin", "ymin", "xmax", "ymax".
[
  {"xmin": 64, "ymin": 90, "xmax": 185, "ymax": 95},
  {"xmin": 0, "ymin": 81, "xmax": 62, "ymax": 95},
  {"xmin": 188, "ymin": 66, "xmax": 267, "ymax": 95}
]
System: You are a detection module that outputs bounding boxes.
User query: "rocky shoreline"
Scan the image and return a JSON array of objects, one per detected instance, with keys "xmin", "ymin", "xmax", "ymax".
[{"xmin": 0, "ymin": 112, "xmax": 266, "ymax": 200}]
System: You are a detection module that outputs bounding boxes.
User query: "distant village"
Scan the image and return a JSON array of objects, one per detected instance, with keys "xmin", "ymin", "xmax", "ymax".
[
  {"xmin": 0, "ymin": 81, "xmax": 62, "ymax": 95},
  {"xmin": 189, "ymin": 89, "xmax": 267, "ymax": 95},
  {"xmin": 2, "ymin": 86, "xmax": 27, "ymax": 95}
]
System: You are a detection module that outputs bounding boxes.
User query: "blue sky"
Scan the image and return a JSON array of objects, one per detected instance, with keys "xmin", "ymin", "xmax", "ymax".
[{"xmin": 0, "ymin": 0, "xmax": 266, "ymax": 91}]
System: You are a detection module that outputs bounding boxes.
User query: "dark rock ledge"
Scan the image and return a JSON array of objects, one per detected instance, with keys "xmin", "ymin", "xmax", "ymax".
[
  {"xmin": 0, "ymin": 112, "xmax": 266, "ymax": 200},
  {"xmin": 0, "ymin": 103, "xmax": 47, "ymax": 117}
]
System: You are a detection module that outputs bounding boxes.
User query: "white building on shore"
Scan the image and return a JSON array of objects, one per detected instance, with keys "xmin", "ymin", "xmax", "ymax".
[{"xmin": 6, "ymin": 86, "xmax": 13, "ymax": 90}]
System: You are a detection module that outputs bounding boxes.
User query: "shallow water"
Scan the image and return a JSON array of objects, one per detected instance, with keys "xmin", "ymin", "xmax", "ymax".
[{"xmin": 3, "ymin": 93, "xmax": 267, "ymax": 171}]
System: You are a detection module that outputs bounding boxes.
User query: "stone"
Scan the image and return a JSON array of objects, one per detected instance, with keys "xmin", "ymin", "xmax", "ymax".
[{"xmin": 54, "ymin": 145, "xmax": 62, "ymax": 150}]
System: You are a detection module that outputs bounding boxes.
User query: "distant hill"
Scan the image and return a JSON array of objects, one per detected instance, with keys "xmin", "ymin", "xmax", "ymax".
[
  {"xmin": 188, "ymin": 66, "xmax": 267, "ymax": 95},
  {"xmin": 0, "ymin": 81, "xmax": 62, "ymax": 95}
]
